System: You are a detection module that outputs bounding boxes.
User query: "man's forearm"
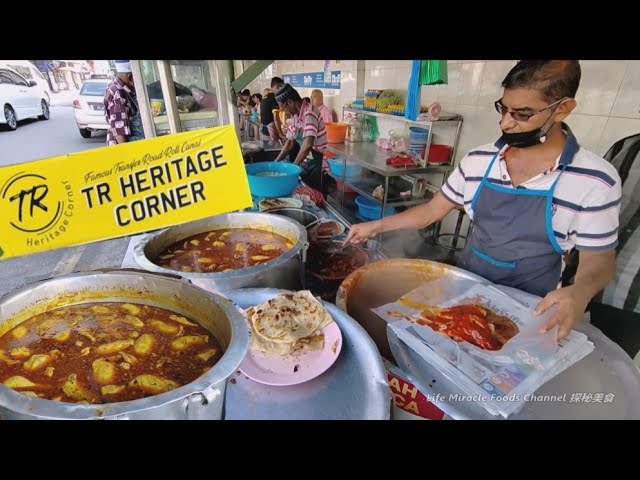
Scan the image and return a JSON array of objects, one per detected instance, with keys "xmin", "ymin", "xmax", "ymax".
[
  {"xmin": 293, "ymin": 145, "xmax": 313, "ymax": 165},
  {"xmin": 275, "ymin": 140, "xmax": 294, "ymax": 161},
  {"xmin": 572, "ymin": 250, "xmax": 616, "ymax": 301},
  {"xmin": 115, "ymin": 135, "xmax": 127, "ymax": 144}
]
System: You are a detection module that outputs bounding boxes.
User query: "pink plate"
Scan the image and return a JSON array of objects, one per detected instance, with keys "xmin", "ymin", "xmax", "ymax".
[{"xmin": 239, "ymin": 321, "xmax": 343, "ymax": 386}]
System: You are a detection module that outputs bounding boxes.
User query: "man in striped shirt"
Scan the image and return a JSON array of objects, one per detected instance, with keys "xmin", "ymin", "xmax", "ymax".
[
  {"xmin": 274, "ymin": 83, "xmax": 327, "ymax": 190},
  {"xmin": 345, "ymin": 60, "xmax": 621, "ymax": 339}
]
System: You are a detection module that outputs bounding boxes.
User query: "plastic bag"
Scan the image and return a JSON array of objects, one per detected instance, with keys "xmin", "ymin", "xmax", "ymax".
[
  {"xmin": 176, "ymin": 94, "xmax": 199, "ymax": 112},
  {"xmin": 374, "ymin": 282, "xmax": 561, "ymax": 417},
  {"xmin": 378, "ymin": 283, "xmax": 558, "ymax": 365},
  {"xmin": 191, "ymin": 86, "xmax": 217, "ymax": 109}
]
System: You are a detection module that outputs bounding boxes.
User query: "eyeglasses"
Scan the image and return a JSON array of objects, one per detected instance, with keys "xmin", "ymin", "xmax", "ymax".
[{"xmin": 494, "ymin": 97, "xmax": 566, "ymax": 122}]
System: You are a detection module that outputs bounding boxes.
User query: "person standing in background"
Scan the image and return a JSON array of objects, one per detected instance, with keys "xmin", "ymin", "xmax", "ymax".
[
  {"xmin": 250, "ymin": 93, "xmax": 262, "ymax": 140},
  {"xmin": 104, "ymin": 60, "xmax": 145, "ymax": 145},
  {"xmin": 311, "ymin": 89, "xmax": 333, "ymax": 124},
  {"xmin": 260, "ymin": 77, "xmax": 284, "ymax": 142}
]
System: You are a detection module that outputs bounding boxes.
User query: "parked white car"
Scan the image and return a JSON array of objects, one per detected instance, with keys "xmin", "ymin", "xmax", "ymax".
[
  {"xmin": 0, "ymin": 67, "xmax": 50, "ymax": 131},
  {"xmin": 0, "ymin": 60, "xmax": 51, "ymax": 105},
  {"xmin": 73, "ymin": 78, "xmax": 110, "ymax": 138}
]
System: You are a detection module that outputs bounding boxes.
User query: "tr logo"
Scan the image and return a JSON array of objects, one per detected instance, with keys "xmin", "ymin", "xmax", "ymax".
[{"xmin": 1, "ymin": 173, "xmax": 62, "ymax": 233}]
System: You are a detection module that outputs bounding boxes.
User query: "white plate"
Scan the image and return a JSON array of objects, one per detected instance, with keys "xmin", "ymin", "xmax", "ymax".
[
  {"xmin": 239, "ymin": 321, "xmax": 343, "ymax": 386},
  {"xmin": 258, "ymin": 197, "xmax": 303, "ymax": 211}
]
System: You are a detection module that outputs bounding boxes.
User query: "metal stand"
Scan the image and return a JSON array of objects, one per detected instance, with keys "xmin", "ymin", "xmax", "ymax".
[{"xmin": 433, "ymin": 207, "xmax": 469, "ymax": 251}]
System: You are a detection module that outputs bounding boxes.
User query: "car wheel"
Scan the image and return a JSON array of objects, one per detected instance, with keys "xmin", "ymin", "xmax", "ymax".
[
  {"xmin": 38, "ymin": 100, "xmax": 50, "ymax": 120},
  {"xmin": 3, "ymin": 105, "xmax": 17, "ymax": 130},
  {"xmin": 79, "ymin": 128, "xmax": 91, "ymax": 138}
]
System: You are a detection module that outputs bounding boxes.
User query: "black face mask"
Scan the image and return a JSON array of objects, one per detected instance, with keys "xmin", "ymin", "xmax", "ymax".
[{"xmin": 499, "ymin": 111, "xmax": 555, "ymax": 148}]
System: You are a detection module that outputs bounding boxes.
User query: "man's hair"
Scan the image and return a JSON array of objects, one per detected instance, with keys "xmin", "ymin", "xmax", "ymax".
[
  {"xmin": 241, "ymin": 89, "xmax": 250, "ymax": 96},
  {"xmin": 502, "ymin": 61, "xmax": 581, "ymax": 103},
  {"xmin": 275, "ymin": 83, "xmax": 302, "ymax": 104},
  {"xmin": 271, "ymin": 76, "xmax": 284, "ymax": 89},
  {"xmin": 252, "ymin": 93, "xmax": 263, "ymax": 103}
]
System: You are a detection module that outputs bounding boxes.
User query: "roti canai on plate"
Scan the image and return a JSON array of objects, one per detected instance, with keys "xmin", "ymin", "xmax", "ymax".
[{"xmin": 246, "ymin": 291, "xmax": 334, "ymax": 355}]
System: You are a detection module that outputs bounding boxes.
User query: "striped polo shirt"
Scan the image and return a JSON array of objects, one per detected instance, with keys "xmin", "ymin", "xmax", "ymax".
[
  {"xmin": 441, "ymin": 126, "xmax": 622, "ymax": 252},
  {"xmin": 286, "ymin": 102, "xmax": 328, "ymax": 152}
]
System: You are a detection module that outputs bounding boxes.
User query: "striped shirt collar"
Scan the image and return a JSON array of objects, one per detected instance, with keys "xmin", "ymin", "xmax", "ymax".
[{"xmin": 494, "ymin": 122, "xmax": 580, "ymax": 166}]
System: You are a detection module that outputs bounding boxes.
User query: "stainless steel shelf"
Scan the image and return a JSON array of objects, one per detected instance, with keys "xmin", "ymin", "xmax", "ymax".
[
  {"xmin": 327, "ymin": 172, "xmax": 430, "ymax": 208},
  {"xmin": 326, "ymin": 192, "xmax": 361, "ymax": 227},
  {"xmin": 343, "ymin": 107, "xmax": 463, "ymax": 125},
  {"xmin": 326, "ymin": 142, "xmax": 454, "ymax": 177}
]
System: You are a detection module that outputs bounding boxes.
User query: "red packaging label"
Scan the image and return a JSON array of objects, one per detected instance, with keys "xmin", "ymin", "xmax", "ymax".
[{"xmin": 387, "ymin": 371, "xmax": 445, "ymax": 420}]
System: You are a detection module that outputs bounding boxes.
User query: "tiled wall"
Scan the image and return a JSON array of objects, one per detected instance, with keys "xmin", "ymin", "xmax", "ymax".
[
  {"xmin": 361, "ymin": 60, "xmax": 640, "ymax": 161},
  {"xmin": 249, "ymin": 60, "xmax": 640, "ymax": 161}
]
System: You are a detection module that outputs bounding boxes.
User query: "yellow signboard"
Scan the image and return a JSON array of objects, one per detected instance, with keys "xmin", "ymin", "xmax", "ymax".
[{"xmin": 0, "ymin": 126, "xmax": 251, "ymax": 260}]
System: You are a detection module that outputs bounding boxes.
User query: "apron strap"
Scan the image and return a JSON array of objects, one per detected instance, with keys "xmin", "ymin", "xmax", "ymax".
[
  {"xmin": 545, "ymin": 163, "xmax": 568, "ymax": 254},
  {"xmin": 471, "ymin": 151, "xmax": 501, "ymax": 212}
]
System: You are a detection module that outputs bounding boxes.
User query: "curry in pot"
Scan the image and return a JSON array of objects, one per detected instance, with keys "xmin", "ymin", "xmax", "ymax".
[
  {"xmin": 155, "ymin": 228, "xmax": 293, "ymax": 273},
  {"xmin": 0, "ymin": 302, "xmax": 222, "ymax": 404}
]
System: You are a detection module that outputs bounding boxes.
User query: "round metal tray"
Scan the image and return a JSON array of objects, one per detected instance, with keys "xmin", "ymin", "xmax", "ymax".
[{"xmin": 223, "ymin": 288, "xmax": 391, "ymax": 419}]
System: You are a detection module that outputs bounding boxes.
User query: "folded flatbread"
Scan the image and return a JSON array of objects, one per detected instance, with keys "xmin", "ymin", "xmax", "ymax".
[{"xmin": 246, "ymin": 291, "xmax": 334, "ymax": 355}]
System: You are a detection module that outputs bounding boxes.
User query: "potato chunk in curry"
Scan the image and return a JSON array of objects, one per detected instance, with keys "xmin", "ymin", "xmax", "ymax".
[
  {"xmin": 0, "ymin": 302, "xmax": 222, "ymax": 404},
  {"xmin": 154, "ymin": 228, "xmax": 292, "ymax": 273}
]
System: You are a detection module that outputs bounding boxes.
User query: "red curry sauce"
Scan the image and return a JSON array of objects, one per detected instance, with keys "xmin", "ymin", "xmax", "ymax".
[{"xmin": 417, "ymin": 304, "xmax": 519, "ymax": 351}]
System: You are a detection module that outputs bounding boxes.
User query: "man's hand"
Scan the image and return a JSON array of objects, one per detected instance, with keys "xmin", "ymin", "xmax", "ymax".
[
  {"xmin": 342, "ymin": 193, "xmax": 458, "ymax": 246},
  {"xmin": 534, "ymin": 285, "xmax": 591, "ymax": 340},
  {"xmin": 536, "ymin": 249, "xmax": 616, "ymax": 340},
  {"xmin": 343, "ymin": 221, "xmax": 381, "ymax": 245}
]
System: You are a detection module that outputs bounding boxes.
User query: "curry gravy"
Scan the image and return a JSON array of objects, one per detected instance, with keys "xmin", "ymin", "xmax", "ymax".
[
  {"xmin": 155, "ymin": 228, "xmax": 293, "ymax": 273},
  {"xmin": 0, "ymin": 302, "xmax": 222, "ymax": 404}
]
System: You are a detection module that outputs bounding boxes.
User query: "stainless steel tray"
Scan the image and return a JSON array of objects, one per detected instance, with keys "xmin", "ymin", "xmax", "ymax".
[{"xmin": 224, "ymin": 288, "xmax": 391, "ymax": 420}]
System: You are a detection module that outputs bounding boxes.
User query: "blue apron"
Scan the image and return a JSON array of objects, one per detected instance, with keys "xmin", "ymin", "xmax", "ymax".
[{"xmin": 457, "ymin": 128, "xmax": 579, "ymax": 297}]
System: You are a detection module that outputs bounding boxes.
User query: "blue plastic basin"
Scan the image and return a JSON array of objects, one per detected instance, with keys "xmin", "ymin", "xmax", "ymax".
[
  {"xmin": 244, "ymin": 162, "xmax": 302, "ymax": 198},
  {"xmin": 328, "ymin": 157, "xmax": 363, "ymax": 179},
  {"xmin": 355, "ymin": 195, "xmax": 396, "ymax": 220}
]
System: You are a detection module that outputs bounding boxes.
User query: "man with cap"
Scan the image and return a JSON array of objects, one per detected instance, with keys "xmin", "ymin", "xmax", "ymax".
[
  {"xmin": 103, "ymin": 60, "xmax": 145, "ymax": 145},
  {"xmin": 274, "ymin": 83, "xmax": 328, "ymax": 190}
]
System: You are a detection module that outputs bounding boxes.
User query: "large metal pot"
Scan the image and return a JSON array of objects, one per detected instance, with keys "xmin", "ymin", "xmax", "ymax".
[
  {"xmin": 265, "ymin": 207, "xmax": 319, "ymax": 228},
  {"xmin": 336, "ymin": 258, "xmax": 448, "ymax": 360},
  {"xmin": 0, "ymin": 270, "xmax": 249, "ymax": 420},
  {"xmin": 134, "ymin": 212, "xmax": 308, "ymax": 294}
]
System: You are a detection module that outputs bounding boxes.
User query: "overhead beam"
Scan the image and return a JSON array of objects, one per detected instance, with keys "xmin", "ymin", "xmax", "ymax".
[{"xmin": 230, "ymin": 60, "xmax": 274, "ymax": 95}]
